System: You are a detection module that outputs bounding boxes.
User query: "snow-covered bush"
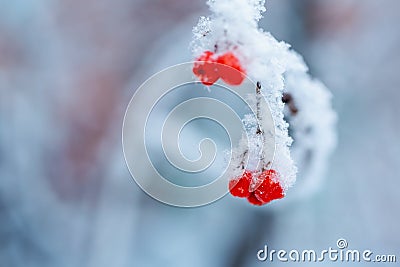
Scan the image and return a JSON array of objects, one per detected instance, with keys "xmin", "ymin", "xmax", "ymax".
[{"xmin": 191, "ymin": 0, "xmax": 337, "ymax": 205}]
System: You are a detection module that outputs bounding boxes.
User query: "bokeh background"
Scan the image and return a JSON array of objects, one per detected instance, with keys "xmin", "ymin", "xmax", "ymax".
[{"xmin": 1, "ymin": 0, "xmax": 399, "ymax": 266}]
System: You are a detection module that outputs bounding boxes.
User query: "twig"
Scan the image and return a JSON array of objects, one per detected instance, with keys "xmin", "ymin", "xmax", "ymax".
[{"xmin": 255, "ymin": 82, "xmax": 263, "ymax": 135}]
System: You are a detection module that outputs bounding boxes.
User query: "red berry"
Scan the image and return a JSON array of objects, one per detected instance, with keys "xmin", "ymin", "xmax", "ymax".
[
  {"xmin": 217, "ymin": 52, "xmax": 245, "ymax": 85},
  {"xmin": 247, "ymin": 192, "xmax": 264, "ymax": 206},
  {"xmin": 253, "ymin": 170, "xmax": 284, "ymax": 204},
  {"xmin": 193, "ymin": 51, "xmax": 219, "ymax": 86},
  {"xmin": 229, "ymin": 171, "xmax": 252, "ymax": 198}
]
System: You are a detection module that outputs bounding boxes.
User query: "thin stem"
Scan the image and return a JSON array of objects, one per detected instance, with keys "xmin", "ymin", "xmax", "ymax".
[
  {"xmin": 239, "ymin": 150, "xmax": 248, "ymax": 170},
  {"xmin": 255, "ymin": 82, "xmax": 268, "ymax": 171},
  {"xmin": 255, "ymin": 82, "xmax": 263, "ymax": 135}
]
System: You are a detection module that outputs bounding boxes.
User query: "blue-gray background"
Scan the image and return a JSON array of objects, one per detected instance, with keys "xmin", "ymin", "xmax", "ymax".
[{"xmin": 1, "ymin": 0, "xmax": 399, "ymax": 266}]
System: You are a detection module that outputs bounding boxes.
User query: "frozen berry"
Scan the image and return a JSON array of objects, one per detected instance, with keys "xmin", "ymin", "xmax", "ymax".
[
  {"xmin": 247, "ymin": 192, "xmax": 264, "ymax": 206},
  {"xmin": 193, "ymin": 51, "xmax": 219, "ymax": 86},
  {"xmin": 217, "ymin": 52, "xmax": 246, "ymax": 85},
  {"xmin": 229, "ymin": 171, "xmax": 252, "ymax": 198},
  {"xmin": 254, "ymin": 170, "xmax": 284, "ymax": 204}
]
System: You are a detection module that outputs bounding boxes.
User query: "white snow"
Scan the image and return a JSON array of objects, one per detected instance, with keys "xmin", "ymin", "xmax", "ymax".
[{"xmin": 192, "ymin": 0, "xmax": 336, "ymax": 192}]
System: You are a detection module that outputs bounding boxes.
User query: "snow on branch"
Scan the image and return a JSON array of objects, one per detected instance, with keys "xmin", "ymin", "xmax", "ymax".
[{"xmin": 191, "ymin": 0, "xmax": 336, "ymax": 205}]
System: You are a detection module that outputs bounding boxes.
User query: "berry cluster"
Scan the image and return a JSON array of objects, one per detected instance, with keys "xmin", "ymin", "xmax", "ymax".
[
  {"xmin": 193, "ymin": 51, "xmax": 285, "ymax": 206},
  {"xmin": 193, "ymin": 51, "xmax": 246, "ymax": 86},
  {"xmin": 229, "ymin": 169, "xmax": 284, "ymax": 206}
]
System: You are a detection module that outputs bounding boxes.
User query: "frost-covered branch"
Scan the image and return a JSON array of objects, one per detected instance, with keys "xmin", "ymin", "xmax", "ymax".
[{"xmin": 191, "ymin": 0, "xmax": 336, "ymax": 205}]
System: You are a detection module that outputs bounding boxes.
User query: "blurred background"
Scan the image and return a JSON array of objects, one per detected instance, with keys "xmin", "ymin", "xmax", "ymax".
[{"xmin": 1, "ymin": 0, "xmax": 399, "ymax": 266}]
